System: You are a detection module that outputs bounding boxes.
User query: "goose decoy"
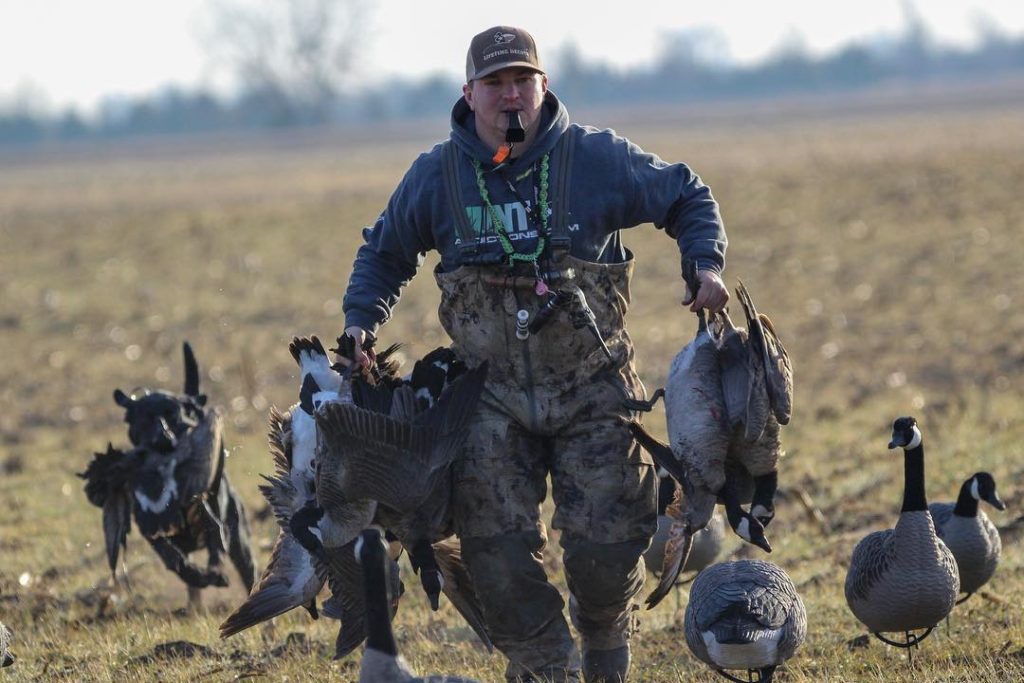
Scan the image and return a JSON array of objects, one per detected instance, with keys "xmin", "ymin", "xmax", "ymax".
[
  {"xmin": 1, "ymin": 622, "xmax": 13, "ymax": 667},
  {"xmin": 80, "ymin": 342, "xmax": 256, "ymax": 611},
  {"xmin": 844, "ymin": 416, "xmax": 960, "ymax": 653},
  {"xmin": 356, "ymin": 527, "xmax": 481, "ymax": 683},
  {"xmin": 685, "ymin": 560, "xmax": 806, "ymax": 683},
  {"xmin": 930, "ymin": 472, "xmax": 1005, "ymax": 604},
  {"xmin": 314, "ymin": 362, "xmax": 492, "ymax": 651}
]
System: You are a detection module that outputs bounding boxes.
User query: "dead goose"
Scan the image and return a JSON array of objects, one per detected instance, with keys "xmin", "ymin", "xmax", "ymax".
[
  {"xmin": 643, "ymin": 473, "xmax": 725, "ymax": 578},
  {"xmin": 1, "ymin": 622, "xmax": 13, "ymax": 667},
  {"xmin": 844, "ymin": 416, "xmax": 959, "ymax": 651},
  {"xmin": 930, "ymin": 472, "xmax": 1005, "ymax": 603},
  {"xmin": 685, "ymin": 560, "xmax": 806, "ymax": 683},
  {"xmin": 356, "ymin": 527, "xmax": 481, "ymax": 683},
  {"xmin": 314, "ymin": 362, "xmax": 492, "ymax": 650},
  {"xmin": 221, "ymin": 336, "xmax": 342, "ymax": 638}
]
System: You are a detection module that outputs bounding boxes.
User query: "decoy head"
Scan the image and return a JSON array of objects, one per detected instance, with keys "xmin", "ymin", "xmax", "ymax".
[
  {"xmin": 888, "ymin": 416, "xmax": 921, "ymax": 451},
  {"xmin": 970, "ymin": 472, "xmax": 1006, "ymax": 511},
  {"xmin": 354, "ymin": 526, "xmax": 389, "ymax": 570}
]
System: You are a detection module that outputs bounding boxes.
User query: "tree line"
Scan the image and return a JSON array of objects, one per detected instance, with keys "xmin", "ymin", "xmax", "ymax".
[{"xmin": 2, "ymin": 5, "xmax": 1023, "ymax": 147}]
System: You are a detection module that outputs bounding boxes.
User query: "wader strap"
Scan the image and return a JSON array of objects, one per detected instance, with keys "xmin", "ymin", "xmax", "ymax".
[
  {"xmin": 549, "ymin": 130, "xmax": 576, "ymax": 260},
  {"xmin": 442, "ymin": 140, "xmax": 480, "ymax": 260}
]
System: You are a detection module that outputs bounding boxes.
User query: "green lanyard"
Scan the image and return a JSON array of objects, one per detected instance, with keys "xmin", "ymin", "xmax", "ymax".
[{"xmin": 472, "ymin": 154, "xmax": 550, "ymax": 265}]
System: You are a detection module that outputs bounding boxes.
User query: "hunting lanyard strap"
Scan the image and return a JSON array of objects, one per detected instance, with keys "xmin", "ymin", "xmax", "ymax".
[
  {"xmin": 443, "ymin": 132, "xmax": 575, "ymax": 265},
  {"xmin": 473, "ymin": 155, "xmax": 549, "ymax": 265}
]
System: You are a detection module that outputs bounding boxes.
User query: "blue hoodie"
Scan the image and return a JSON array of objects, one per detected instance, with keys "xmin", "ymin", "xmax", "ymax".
[{"xmin": 343, "ymin": 91, "xmax": 727, "ymax": 336}]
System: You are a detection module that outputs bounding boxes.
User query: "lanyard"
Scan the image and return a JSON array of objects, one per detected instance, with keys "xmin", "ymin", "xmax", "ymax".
[{"xmin": 472, "ymin": 154, "xmax": 550, "ymax": 266}]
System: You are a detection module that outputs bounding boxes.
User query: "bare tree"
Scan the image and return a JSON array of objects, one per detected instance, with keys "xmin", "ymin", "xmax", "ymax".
[{"xmin": 201, "ymin": 0, "xmax": 371, "ymax": 124}]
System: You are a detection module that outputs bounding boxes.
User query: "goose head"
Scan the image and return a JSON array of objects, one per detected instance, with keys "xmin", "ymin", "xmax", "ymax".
[
  {"xmin": 888, "ymin": 416, "xmax": 921, "ymax": 451},
  {"xmin": 728, "ymin": 509, "xmax": 773, "ymax": 554},
  {"xmin": 969, "ymin": 472, "xmax": 1006, "ymax": 511}
]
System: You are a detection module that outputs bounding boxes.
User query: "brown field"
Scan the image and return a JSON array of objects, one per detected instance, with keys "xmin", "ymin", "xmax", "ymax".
[{"xmin": 1, "ymin": 84, "xmax": 1023, "ymax": 681}]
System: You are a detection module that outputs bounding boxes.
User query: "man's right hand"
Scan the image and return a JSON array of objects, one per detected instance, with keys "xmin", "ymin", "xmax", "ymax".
[{"xmin": 336, "ymin": 326, "xmax": 372, "ymax": 370}]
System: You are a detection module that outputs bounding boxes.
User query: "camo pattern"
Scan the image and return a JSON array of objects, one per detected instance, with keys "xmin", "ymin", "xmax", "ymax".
[{"xmin": 436, "ymin": 253, "xmax": 657, "ymax": 680}]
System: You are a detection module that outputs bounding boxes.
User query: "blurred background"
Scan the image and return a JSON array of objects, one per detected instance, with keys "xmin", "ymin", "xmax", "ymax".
[{"xmin": 2, "ymin": 0, "xmax": 1024, "ymax": 144}]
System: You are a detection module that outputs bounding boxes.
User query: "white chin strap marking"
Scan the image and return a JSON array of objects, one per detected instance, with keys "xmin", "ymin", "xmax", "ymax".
[
  {"xmin": 737, "ymin": 517, "xmax": 751, "ymax": 541},
  {"xmin": 970, "ymin": 478, "xmax": 980, "ymax": 501},
  {"xmin": 906, "ymin": 425, "xmax": 922, "ymax": 450}
]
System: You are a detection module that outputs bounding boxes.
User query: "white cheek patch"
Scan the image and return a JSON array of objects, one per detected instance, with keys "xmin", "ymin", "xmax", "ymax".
[
  {"xmin": 737, "ymin": 517, "xmax": 751, "ymax": 541},
  {"xmin": 751, "ymin": 504, "xmax": 771, "ymax": 521},
  {"xmin": 135, "ymin": 476, "xmax": 178, "ymax": 513},
  {"xmin": 970, "ymin": 478, "xmax": 980, "ymax": 500},
  {"xmin": 906, "ymin": 425, "xmax": 922, "ymax": 450}
]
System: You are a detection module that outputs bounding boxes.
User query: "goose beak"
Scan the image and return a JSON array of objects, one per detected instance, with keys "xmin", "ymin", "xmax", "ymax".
[{"xmin": 985, "ymin": 492, "xmax": 1007, "ymax": 511}]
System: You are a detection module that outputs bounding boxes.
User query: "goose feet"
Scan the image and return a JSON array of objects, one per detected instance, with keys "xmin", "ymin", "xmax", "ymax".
[
  {"xmin": 623, "ymin": 388, "xmax": 665, "ymax": 413},
  {"xmin": 955, "ymin": 592, "xmax": 974, "ymax": 606},
  {"xmin": 873, "ymin": 628, "xmax": 934, "ymax": 665},
  {"xmin": 409, "ymin": 539, "xmax": 444, "ymax": 611},
  {"xmin": 714, "ymin": 666, "xmax": 776, "ymax": 683}
]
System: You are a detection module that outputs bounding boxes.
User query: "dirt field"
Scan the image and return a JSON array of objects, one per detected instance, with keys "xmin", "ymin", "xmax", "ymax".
[{"xmin": 1, "ymin": 85, "xmax": 1023, "ymax": 681}]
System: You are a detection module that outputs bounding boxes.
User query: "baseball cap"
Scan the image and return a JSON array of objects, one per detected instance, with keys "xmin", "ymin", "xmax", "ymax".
[{"xmin": 466, "ymin": 26, "xmax": 544, "ymax": 82}]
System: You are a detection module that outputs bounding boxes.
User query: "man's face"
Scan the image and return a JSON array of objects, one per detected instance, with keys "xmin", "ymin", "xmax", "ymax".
[{"xmin": 463, "ymin": 68, "xmax": 548, "ymax": 148}]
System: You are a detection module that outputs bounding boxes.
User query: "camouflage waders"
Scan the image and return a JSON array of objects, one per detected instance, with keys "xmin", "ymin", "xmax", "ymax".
[{"xmin": 436, "ymin": 253, "xmax": 658, "ymax": 681}]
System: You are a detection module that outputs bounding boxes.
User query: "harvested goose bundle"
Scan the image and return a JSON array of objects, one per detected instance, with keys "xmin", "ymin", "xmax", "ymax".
[
  {"xmin": 628, "ymin": 266, "xmax": 778, "ymax": 609},
  {"xmin": 81, "ymin": 342, "xmax": 255, "ymax": 611},
  {"xmin": 312, "ymin": 362, "xmax": 492, "ymax": 651},
  {"xmin": 685, "ymin": 560, "xmax": 806, "ymax": 683},
  {"xmin": 930, "ymin": 472, "xmax": 1006, "ymax": 602},
  {"xmin": 844, "ymin": 417, "xmax": 959, "ymax": 651}
]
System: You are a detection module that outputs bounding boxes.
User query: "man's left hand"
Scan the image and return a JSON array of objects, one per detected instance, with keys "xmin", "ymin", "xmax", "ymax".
[{"xmin": 683, "ymin": 270, "xmax": 729, "ymax": 314}]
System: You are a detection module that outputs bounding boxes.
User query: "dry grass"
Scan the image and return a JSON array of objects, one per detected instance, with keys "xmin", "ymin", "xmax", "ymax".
[{"xmin": 1, "ymin": 88, "xmax": 1023, "ymax": 681}]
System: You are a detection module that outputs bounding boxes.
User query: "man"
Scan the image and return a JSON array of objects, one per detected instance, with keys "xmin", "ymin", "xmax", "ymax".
[{"xmin": 342, "ymin": 26, "xmax": 729, "ymax": 683}]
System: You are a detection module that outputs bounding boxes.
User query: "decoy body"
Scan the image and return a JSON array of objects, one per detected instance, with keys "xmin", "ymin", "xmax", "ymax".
[
  {"xmin": 628, "ymin": 268, "xmax": 790, "ymax": 609},
  {"xmin": 356, "ymin": 527, "xmax": 481, "ymax": 683},
  {"xmin": 930, "ymin": 472, "xmax": 1005, "ymax": 602},
  {"xmin": 80, "ymin": 342, "xmax": 255, "ymax": 610},
  {"xmin": 685, "ymin": 560, "xmax": 806, "ymax": 683},
  {"xmin": 1, "ymin": 622, "xmax": 13, "ymax": 667},
  {"xmin": 844, "ymin": 417, "xmax": 959, "ymax": 648}
]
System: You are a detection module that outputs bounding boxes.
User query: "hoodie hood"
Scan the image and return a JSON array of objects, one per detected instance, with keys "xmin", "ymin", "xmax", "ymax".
[{"xmin": 450, "ymin": 90, "xmax": 569, "ymax": 172}]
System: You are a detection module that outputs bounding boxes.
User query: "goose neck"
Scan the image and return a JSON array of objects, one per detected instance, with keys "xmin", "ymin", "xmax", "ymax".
[
  {"xmin": 953, "ymin": 480, "xmax": 979, "ymax": 517},
  {"xmin": 362, "ymin": 543, "xmax": 399, "ymax": 656},
  {"xmin": 900, "ymin": 444, "xmax": 927, "ymax": 513}
]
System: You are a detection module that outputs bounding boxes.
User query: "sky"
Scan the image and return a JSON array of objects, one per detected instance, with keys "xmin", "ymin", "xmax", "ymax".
[{"xmin": 2, "ymin": 0, "xmax": 1024, "ymax": 115}]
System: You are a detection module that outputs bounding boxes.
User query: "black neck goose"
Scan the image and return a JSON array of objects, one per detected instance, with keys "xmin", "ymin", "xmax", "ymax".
[
  {"xmin": 357, "ymin": 527, "xmax": 481, "ymax": 683},
  {"xmin": 844, "ymin": 416, "xmax": 960, "ymax": 648},
  {"xmin": 685, "ymin": 560, "xmax": 806, "ymax": 683},
  {"xmin": 929, "ymin": 472, "xmax": 1005, "ymax": 601}
]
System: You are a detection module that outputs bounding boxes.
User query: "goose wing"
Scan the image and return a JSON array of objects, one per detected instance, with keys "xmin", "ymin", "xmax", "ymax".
[
  {"xmin": 433, "ymin": 537, "xmax": 494, "ymax": 652},
  {"xmin": 844, "ymin": 529, "xmax": 895, "ymax": 604},
  {"xmin": 736, "ymin": 282, "xmax": 792, "ymax": 428},
  {"xmin": 928, "ymin": 502, "xmax": 955, "ymax": 537},
  {"xmin": 716, "ymin": 311, "xmax": 750, "ymax": 430},
  {"xmin": 102, "ymin": 487, "xmax": 132, "ymax": 574},
  {"xmin": 219, "ymin": 529, "xmax": 324, "ymax": 638},
  {"xmin": 173, "ymin": 408, "xmax": 224, "ymax": 502},
  {"xmin": 316, "ymin": 364, "xmax": 487, "ymax": 512},
  {"xmin": 0, "ymin": 622, "xmax": 13, "ymax": 668}
]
